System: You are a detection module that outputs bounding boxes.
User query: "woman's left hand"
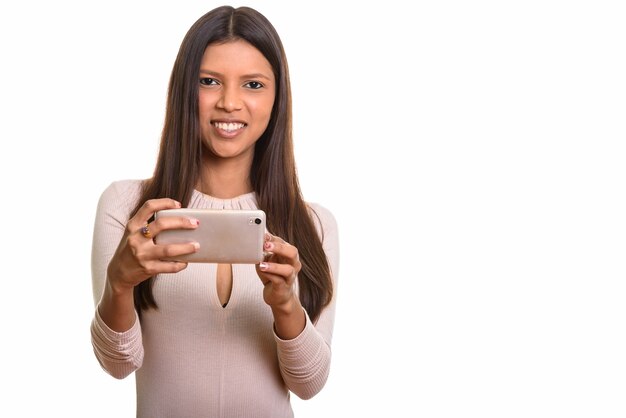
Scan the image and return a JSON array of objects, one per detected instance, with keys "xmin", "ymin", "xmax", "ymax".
[
  {"xmin": 256, "ymin": 233, "xmax": 306, "ymax": 339},
  {"xmin": 256, "ymin": 233, "xmax": 301, "ymax": 310}
]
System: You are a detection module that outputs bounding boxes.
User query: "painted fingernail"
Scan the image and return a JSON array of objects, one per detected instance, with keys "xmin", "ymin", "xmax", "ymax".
[
  {"xmin": 190, "ymin": 218, "xmax": 199, "ymax": 226},
  {"xmin": 264, "ymin": 241, "xmax": 274, "ymax": 251},
  {"xmin": 192, "ymin": 242, "xmax": 200, "ymax": 250},
  {"xmin": 259, "ymin": 262, "xmax": 269, "ymax": 270}
]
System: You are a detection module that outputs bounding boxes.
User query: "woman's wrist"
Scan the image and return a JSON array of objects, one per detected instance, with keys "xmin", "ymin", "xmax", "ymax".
[
  {"xmin": 98, "ymin": 273, "xmax": 137, "ymax": 332},
  {"xmin": 271, "ymin": 294, "xmax": 300, "ymax": 316},
  {"xmin": 272, "ymin": 296, "xmax": 305, "ymax": 340}
]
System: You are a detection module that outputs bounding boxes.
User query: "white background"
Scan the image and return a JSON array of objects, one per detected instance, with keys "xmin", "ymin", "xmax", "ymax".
[{"xmin": 1, "ymin": 0, "xmax": 624, "ymax": 417}]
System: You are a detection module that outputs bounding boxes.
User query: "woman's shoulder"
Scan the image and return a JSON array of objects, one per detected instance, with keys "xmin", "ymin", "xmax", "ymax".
[
  {"xmin": 100, "ymin": 179, "xmax": 145, "ymax": 200},
  {"xmin": 306, "ymin": 201, "xmax": 338, "ymax": 235},
  {"xmin": 97, "ymin": 179, "xmax": 147, "ymax": 216}
]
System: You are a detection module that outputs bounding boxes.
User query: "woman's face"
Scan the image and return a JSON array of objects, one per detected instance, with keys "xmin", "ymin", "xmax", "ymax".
[{"xmin": 198, "ymin": 40, "xmax": 276, "ymax": 163}]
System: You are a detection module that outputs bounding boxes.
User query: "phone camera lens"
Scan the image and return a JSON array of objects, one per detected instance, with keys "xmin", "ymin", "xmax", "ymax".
[{"xmin": 254, "ymin": 218, "xmax": 262, "ymax": 225}]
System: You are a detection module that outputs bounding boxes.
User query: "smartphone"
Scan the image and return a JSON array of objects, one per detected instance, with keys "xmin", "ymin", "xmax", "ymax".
[{"xmin": 154, "ymin": 208, "xmax": 266, "ymax": 264}]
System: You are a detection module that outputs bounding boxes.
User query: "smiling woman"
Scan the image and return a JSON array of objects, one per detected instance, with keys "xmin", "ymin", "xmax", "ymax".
[
  {"xmin": 88, "ymin": 6, "xmax": 339, "ymax": 418},
  {"xmin": 2, "ymin": 0, "xmax": 625, "ymax": 417},
  {"xmin": 197, "ymin": 40, "xmax": 276, "ymax": 171}
]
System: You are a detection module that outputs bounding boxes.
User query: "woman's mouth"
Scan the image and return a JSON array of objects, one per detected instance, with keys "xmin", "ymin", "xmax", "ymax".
[{"xmin": 213, "ymin": 122, "xmax": 247, "ymax": 133}]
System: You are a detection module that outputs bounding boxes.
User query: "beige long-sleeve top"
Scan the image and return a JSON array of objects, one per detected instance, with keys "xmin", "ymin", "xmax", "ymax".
[{"xmin": 90, "ymin": 180, "xmax": 339, "ymax": 418}]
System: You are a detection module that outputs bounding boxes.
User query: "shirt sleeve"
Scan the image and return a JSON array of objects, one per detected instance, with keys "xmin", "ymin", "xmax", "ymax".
[
  {"xmin": 91, "ymin": 308, "xmax": 144, "ymax": 379},
  {"xmin": 274, "ymin": 203, "xmax": 340, "ymax": 399},
  {"xmin": 90, "ymin": 180, "xmax": 144, "ymax": 379}
]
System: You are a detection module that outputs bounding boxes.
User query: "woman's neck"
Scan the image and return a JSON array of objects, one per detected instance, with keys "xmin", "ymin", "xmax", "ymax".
[{"xmin": 197, "ymin": 156, "xmax": 253, "ymax": 199}]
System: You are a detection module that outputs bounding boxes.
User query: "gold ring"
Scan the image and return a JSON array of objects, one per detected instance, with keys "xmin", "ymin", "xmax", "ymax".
[{"xmin": 141, "ymin": 224, "xmax": 152, "ymax": 239}]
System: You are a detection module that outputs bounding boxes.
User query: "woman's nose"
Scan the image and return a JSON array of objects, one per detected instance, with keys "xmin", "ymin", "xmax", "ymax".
[{"xmin": 217, "ymin": 86, "xmax": 243, "ymax": 112}]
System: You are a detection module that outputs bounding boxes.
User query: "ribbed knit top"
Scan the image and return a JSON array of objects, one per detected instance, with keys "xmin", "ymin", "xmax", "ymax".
[{"xmin": 90, "ymin": 179, "xmax": 339, "ymax": 418}]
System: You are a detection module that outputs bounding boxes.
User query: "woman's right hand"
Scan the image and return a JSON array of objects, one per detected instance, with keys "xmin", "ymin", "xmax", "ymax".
[{"xmin": 106, "ymin": 198, "xmax": 200, "ymax": 294}]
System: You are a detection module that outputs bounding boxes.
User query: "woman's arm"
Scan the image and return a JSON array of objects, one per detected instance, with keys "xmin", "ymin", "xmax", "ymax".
[
  {"xmin": 90, "ymin": 181, "xmax": 145, "ymax": 379},
  {"xmin": 90, "ymin": 180, "xmax": 198, "ymax": 378},
  {"xmin": 269, "ymin": 203, "xmax": 340, "ymax": 399}
]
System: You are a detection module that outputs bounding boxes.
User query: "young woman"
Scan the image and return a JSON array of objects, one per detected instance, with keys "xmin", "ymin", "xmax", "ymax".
[{"xmin": 90, "ymin": 6, "xmax": 339, "ymax": 417}]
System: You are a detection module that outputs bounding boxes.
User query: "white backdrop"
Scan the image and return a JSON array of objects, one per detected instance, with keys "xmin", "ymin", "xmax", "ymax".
[{"xmin": 1, "ymin": 0, "xmax": 625, "ymax": 417}]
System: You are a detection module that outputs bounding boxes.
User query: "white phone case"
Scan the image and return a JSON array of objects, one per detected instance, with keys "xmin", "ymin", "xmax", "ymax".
[{"xmin": 154, "ymin": 208, "xmax": 266, "ymax": 264}]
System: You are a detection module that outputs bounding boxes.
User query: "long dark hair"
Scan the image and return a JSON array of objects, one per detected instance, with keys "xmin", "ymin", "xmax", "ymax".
[{"xmin": 131, "ymin": 6, "xmax": 332, "ymax": 322}]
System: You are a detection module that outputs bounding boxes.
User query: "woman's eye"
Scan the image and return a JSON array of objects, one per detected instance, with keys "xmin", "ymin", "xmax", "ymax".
[
  {"xmin": 200, "ymin": 78, "xmax": 217, "ymax": 86},
  {"xmin": 246, "ymin": 81, "xmax": 263, "ymax": 89}
]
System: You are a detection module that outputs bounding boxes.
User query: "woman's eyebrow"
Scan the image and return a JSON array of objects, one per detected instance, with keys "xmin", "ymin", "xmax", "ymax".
[{"xmin": 199, "ymin": 69, "xmax": 272, "ymax": 80}]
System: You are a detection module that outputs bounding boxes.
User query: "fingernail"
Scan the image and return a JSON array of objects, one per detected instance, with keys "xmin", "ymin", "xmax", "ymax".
[
  {"xmin": 265, "ymin": 233, "xmax": 272, "ymax": 241},
  {"xmin": 259, "ymin": 262, "xmax": 269, "ymax": 270},
  {"xmin": 264, "ymin": 241, "xmax": 274, "ymax": 251},
  {"xmin": 190, "ymin": 218, "xmax": 199, "ymax": 226},
  {"xmin": 192, "ymin": 242, "xmax": 200, "ymax": 250}
]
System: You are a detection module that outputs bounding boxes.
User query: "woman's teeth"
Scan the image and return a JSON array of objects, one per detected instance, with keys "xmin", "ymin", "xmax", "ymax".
[{"xmin": 213, "ymin": 122, "xmax": 245, "ymax": 132}]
